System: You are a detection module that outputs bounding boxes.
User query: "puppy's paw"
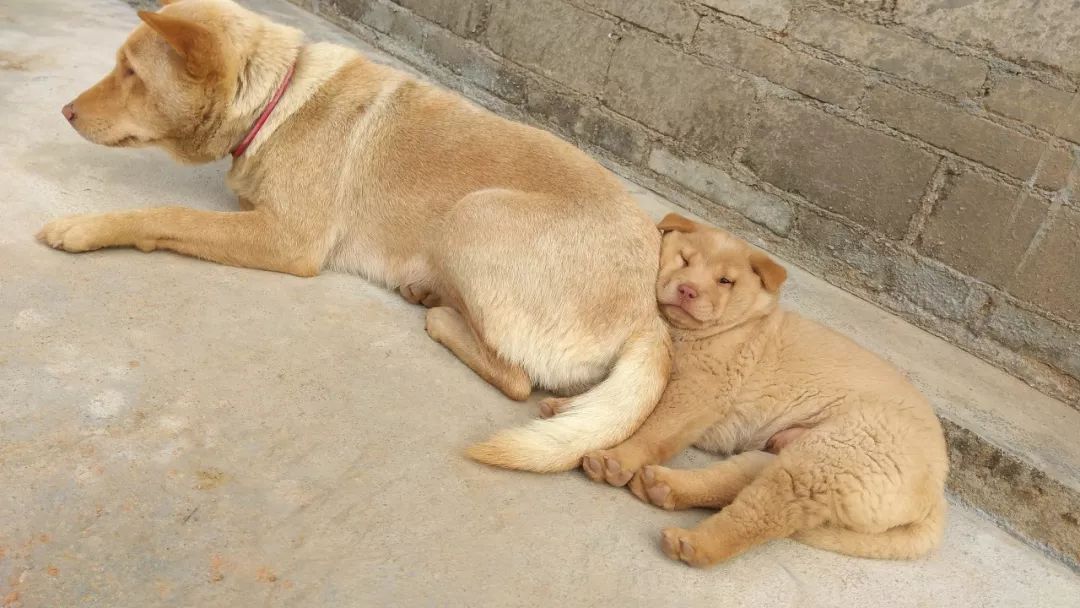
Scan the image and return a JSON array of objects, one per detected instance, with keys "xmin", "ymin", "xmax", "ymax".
[
  {"xmin": 581, "ymin": 450, "xmax": 634, "ymax": 487},
  {"xmin": 661, "ymin": 528, "xmax": 711, "ymax": 568},
  {"xmin": 629, "ymin": 465, "xmax": 677, "ymax": 510}
]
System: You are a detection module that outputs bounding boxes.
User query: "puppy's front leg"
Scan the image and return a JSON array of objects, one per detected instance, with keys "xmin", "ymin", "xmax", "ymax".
[
  {"xmin": 582, "ymin": 378, "xmax": 726, "ymax": 487},
  {"xmin": 37, "ymin": 207, "xmax": 324, "ymax": 277}
]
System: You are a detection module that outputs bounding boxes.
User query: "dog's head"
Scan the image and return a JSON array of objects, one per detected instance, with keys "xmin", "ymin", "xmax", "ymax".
[
  {"xmin": 61, "ymin": 0, "xmax": 296, "ymax": 163},
  {"xmin": 655, "ymin": 213, "xmax": 787, "ymax": 331}
]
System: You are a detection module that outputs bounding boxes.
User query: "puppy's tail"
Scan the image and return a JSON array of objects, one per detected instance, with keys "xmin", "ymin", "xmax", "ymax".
[
  {"xmin": 466, "ymin": 317, "xmax": 671, "ymax": 472},
  {"xmin": 793, "ymin": 496, "xmax": 946, "ymax": 560}
]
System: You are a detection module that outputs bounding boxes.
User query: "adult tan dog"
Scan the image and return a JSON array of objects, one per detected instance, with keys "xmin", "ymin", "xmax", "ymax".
[
  {"xmin": 582, "ymin": 214, "xmax": 948, "ymax": 566},
  {"xmin": 39, "ymin": 0, "xmax": 671, "ymax": 472}
]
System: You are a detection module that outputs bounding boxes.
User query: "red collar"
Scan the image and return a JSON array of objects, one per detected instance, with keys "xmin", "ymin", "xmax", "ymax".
[{"xmin": 231, "ymin": 62, "xmax": 296, "ymax": 159}]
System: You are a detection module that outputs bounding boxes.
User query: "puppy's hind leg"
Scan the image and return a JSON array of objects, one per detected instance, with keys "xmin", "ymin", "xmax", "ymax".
[
  {"xmin": 425, "ymin": 307, "xmax": 531, "ymax": 401},
  {"xmin": 660, "ymin": 459, "xmax": 828, "ymax": 567}
]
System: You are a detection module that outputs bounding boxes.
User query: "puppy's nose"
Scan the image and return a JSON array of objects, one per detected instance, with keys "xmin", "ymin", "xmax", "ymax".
[
  {"xmin": 677, "ymin": 284, "xmax": 698, "ymax": 300},
  {"xmin": 61, "ymin": 103, "xmax": 76, "ymax": 122}
]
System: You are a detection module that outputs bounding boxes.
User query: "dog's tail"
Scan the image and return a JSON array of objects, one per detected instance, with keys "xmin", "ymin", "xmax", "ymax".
[
  {"xmin": 793, "ymin": 496, "xmax": 946, "ymax": 560},
  {"xmin": 466, "ymin": 317, "xmax": 672, "ymax": 472}
]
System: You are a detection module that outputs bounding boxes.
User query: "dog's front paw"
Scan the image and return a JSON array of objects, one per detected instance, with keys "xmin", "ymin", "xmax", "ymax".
[
  {"xmin": 37, "ymin": 214, "xmax": 117, "ymax": 253},
  {"xmin": 629, "ymin": 465, "xmax": 678, "ymax": 510},
  {"xmin": 661, "ymin": 528, "xmax": 712, "ymax": 568},
  {"xmin": 581, "ymin": 449, "xmax": 636, "ymax": 487}
]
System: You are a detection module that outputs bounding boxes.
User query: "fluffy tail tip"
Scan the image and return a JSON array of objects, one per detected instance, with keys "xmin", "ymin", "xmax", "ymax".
[{"xmin": 465, "ymin": 433, "xmax": 578, "ymax": 473}]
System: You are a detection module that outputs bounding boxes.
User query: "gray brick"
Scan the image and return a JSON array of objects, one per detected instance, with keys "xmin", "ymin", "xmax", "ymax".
[
  {"xmin": 887, "ymin": 254, "xmax": 975, "ymax": 322},
  {"xmin": 604, "ymin": 35, "xmax": 755, "ymax": 157},
  {"xmin": 986, "ymin": 299, "xmax": 1080, "ymax": 379},
  {"xmin": 484, "ymin": 0, "xmax": 615, "ymax": 93},
  {"xmin": 648, "ymin": 147, "xmax": 794, "ymax": 235},
  {"xmin": 582, "ymin": 0, "xmax": 699, "ymax": 41},
  {"xmin": 864, "ymin": 85, "xmax": 1069, "ymax": 190},
  {"xmin": 588, "ymin": 111, "xmax": 650, "ymax": 164},
  {"xmin": 526, "ymin": 89, "xmax": 591, "ymax": 138},
  {"xmin": 986, "ymin": 75, "xmax": 1080, "ymax": 145},
  {"xmin": 695, "ymin": 19, "xmax": 864, "ymax": 108},
  {"xmin": 918, "ymin": 172, "xmax": 1048, "ymax": 288},
  {"xmin": 422, "ymin": 28, "xmax": 527, "ymax": 103},
  {"xmin": 1009, "ymin": 205, "xmax": 1080, "ymax": 324},
  {"xmin": 1036, "ymin": 144, "xmax": 1075, "ymax": 193},
  {"xmin": 743, "ymin": 98, "xmax": 938, "ymax": 238},
  {"xmin": 897, "ymin": 0, "xmax": 1080, "ymax": 76},
  {"xmin": 795, "ymin": 210, "xmax": 889, "ymax": 290},
  {"xmin": 700, "ymin": 0, "xmax": 791, "ymax": 30},
  {"xmin": 391, "ymin": 0, "xmax": 489, "ymax": 37},
  {"xmin": 792, "ymin": 9, "xmax": 986, "ymax": 97},
  {"xmin": 326, "ymin": 0, "xmax": 400, "ymax": 33},
  {"xmin": 526, "ymin": 89, "xmax": 650, "ymax": 163}
]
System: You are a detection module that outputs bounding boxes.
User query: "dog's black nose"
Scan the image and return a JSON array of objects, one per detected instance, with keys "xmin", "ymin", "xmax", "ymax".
[{"xmin": 61, "ymin": 103, "xmax": 76, "ymax": 122}]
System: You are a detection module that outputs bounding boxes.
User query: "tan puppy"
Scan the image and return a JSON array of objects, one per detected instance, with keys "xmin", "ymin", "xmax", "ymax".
[
  {"xmin": 38, "ymin": 0, "xmax": 671, "ymax": 471},
  {"xmin": 583, "ymin": 214, "xmax": 948, "ymax": 567}
]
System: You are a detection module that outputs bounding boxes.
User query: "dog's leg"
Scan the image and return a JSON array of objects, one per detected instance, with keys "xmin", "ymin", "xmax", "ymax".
[
  {"xmin": 37, "ymin": 207, "xmax": 323, "ymax": 276},
  {"xmin": 425, "ymin": 306, "xmax": 531, "ymax": 401},
  {"xmin": 659, "ymin": 460, "xmax": 829, "ymax": 567},
  {"xmin": 582, "ymin": 383, "xmax": 726, "ymax": 486},
  {"xmin": 628, "ymin": 451, "xmax": 775, "ymax": 510}
]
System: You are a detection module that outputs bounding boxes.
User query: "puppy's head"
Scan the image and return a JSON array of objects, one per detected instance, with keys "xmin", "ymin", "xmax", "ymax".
[
  {"xmin": 655, "ymin": 213, "xmax": 787, "ymax": 331},
  {"xmin": 60, "ymin": 0, "xmax": 287, "ymax": 162}
]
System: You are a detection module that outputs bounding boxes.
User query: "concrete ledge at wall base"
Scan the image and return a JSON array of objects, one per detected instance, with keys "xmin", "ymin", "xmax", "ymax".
[{"xmin": 260, "ymin": 0, "xmax": 1080, "ymax": 570}]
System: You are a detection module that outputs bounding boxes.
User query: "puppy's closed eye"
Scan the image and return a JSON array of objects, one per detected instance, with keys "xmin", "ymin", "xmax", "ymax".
[{"xmin": 717, "ymin": 277, "xmax": 732, "ymax": 285}]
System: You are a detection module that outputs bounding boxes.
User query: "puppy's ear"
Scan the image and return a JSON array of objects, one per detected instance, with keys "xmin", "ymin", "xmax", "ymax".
[
  {"xmin": 657, "ymin": 213, "xmax": 701, "ymax": 234},
  {"xmin": 138, "ymin": 10, "xmax": 219, "ymax": 78},
  {"xmin": 749, "ymin": 251, "xmax": 787, "ymax": 293}
]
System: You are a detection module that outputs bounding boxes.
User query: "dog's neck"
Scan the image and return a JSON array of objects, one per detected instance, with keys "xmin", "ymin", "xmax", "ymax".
[
  {"xmin": 214, "ymin": 20, "xmax": 303, "ymax": 158},
  {"xmin": 224, "ymin": 41, "xmax": 360, "ymax": 162}
]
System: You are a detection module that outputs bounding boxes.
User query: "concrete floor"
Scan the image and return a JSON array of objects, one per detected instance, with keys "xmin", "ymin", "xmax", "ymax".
[{"xmin": 1, "ymin": 0, "xmax": 1079, "ymax": 606}]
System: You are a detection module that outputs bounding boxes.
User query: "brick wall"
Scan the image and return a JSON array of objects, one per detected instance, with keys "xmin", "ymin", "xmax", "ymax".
[{"xmin": 295, "ymin": 0, "xmax": 1080, "ymax": 407}]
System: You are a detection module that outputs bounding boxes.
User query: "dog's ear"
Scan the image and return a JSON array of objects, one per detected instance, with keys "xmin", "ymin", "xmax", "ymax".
[
  {"xmin": 657, "ymin": 213, "xmax": 701, "ymax": 234},
  {"xmin": 138, "ymin": 10, "xmax": 219, "ymax": 78},
  {"xmin": 749, "ymin": 251, "xmax": 787, "ymax": 293}
]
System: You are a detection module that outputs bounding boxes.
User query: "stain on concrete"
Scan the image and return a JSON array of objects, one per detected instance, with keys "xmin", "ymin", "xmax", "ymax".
[
  {"xmin": 195, "ymin": 468, "xmax": 227, "ymax": 491},
  {"xmin": 0, "ymin": 51, "xmax": 46, "ymax": 72},
  {"xmin": 208, "ymin": 554, "xmax": 226, "ymax": 583}
]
